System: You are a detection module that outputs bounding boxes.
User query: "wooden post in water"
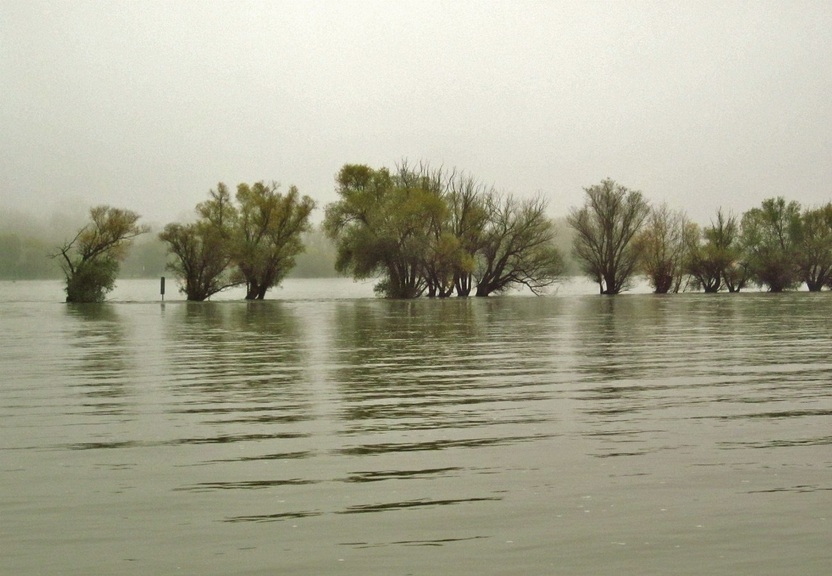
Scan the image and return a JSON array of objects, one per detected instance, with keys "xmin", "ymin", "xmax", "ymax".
[{"xmin": 160, "ymin": 276, "xmax": 166, "ymax": 302}]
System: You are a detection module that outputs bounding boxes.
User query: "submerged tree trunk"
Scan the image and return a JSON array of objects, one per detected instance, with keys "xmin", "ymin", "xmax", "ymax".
[
  {"xmin": 804, "ymin": 267, "xmax": 827, "ymax": 292},
  {"xmin": 437, "ymin": 283, "xmax": 454, "ymax": 297},
  {"xmin": 653, "ymin": 274, "xmax": 672, "ymax": 294},
  {"xmin": 600, "ymin": 273, "xmax": 620, "ymax": 295},
  {"xmin": 455, "ymin": 273, "xmax": 472, "ymax": 297},
  {"xmin": 245, "ymin": 280, "xmax": 260, "ymax": 300},
  {"xmin": 243, "ymin": 278, "xmax": 270, "ymax": 299}
]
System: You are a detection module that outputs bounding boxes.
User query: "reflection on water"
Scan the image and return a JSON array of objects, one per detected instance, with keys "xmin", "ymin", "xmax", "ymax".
[
  {"xmin": 65, "ymin": 304, "xmax": 134, "ymax": 414},
  {"xmin": 1, "ymin": 287, "xmax": 831, "ymax": 575}
]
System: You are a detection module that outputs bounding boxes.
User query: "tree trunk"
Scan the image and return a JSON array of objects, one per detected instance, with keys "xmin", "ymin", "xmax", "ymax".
[
  {"xmin": 245, "ymin": 280, "xmax": 259, "ymax": 300},
  {"xmin": 455, "ymin": 274, "xmax": 472, "ymax": 297},
  {"xmin": 601, "ymin": 273, "xmax": 619, "ymax": 295},
  {"xmin": 654, "ymin": 274, "xmax": 672, "ymax": 294}
]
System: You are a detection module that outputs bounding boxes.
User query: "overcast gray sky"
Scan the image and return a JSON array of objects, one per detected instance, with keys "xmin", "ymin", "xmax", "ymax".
[{"xmin": 2, "ymin": 0, "xmax": 831, "ymax": 227}]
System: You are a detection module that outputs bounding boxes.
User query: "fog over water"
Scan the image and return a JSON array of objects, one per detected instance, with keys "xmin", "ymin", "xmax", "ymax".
[
  {"xmin": 2, "ymin": 1, "xmax": 832, "ymax": 226},
  {"xmin": 1, "ymin": 279, "xmax": 831, "ymax": 574},
  {"xmin": 3, "ymin": 2, "xmax": 832, "ymax": 572}
]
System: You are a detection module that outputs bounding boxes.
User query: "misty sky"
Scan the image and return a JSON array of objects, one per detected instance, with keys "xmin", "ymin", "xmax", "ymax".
[{"xmin": 2, "ymin": 0, "xmax": 831, "ymax": 228}]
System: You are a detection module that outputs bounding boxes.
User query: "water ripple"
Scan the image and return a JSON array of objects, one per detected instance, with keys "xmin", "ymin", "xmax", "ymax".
[{"xmin": 3, "ymin": 290, "xmax": 832, "ymax": 575}]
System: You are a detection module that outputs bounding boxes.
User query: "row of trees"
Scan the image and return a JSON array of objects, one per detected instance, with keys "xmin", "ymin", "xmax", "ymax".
[
  {"xmin": 53, "ymin": 166, "xmax": 832, "ymax": 302},
  {"xmin": 159, "ymin": 182, "xmax": 315, "ymax": 301},
  {"xmin": 571, "ymin": 179, "xmax": 832, "ymax": 294},
  {"xmin": 55, "ymin": 183, "xmax": 314, "ymax": 302}
]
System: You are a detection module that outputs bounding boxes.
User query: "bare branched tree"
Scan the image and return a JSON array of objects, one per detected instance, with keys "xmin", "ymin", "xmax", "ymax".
[
  {"xmin": 635, "ymin": 203, "xmax": 694, "ymax": 293},
  {"xmin": 568, "ymin": 179, "xmax": 650, "ymax": 295},
  {"xmin": 474, "ymin": 193, "xmax": 564, "ymax": 296},
  {"xmin": 447, "ymin": 174, "xmax": 490, "ymax": 297}
]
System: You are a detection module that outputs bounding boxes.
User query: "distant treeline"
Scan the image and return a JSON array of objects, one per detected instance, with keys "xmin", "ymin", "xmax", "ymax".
[{"xmin": 0, "ymin": 233, "xmax": 58, "ymax": 279}]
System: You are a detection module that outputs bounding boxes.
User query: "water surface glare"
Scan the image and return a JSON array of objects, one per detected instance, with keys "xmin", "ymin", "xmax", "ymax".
[{"xmin": 1, "ymin": 281, "xmax": 830, "ymax": 575}]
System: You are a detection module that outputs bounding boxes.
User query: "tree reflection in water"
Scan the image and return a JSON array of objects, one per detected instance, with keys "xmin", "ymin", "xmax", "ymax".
[{"xmin": 65, "ymin": 303, "xmax": 132, "ymax": 412}]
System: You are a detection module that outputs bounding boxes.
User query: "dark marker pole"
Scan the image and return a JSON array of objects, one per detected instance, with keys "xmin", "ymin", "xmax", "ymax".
[{"xmin": 160, "ymin": 276, "xmax": 166, "ymax": 302}]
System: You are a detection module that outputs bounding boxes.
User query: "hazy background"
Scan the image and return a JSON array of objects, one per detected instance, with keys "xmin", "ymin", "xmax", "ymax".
[{"xmin": 2, "ymin": 0, "xmax": 831, "ymax": 230}]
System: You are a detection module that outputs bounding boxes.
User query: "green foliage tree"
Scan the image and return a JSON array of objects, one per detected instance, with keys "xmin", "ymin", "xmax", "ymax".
[
  {"xmin": 54, "ymin": 206, "xmax": 148, "ymax": 302},
  {"xmin": 684, "ymin": 210, "xmax": 746, "ymax": 292},
  {"xmin": 395, "ymin": 162, "xmax": 461, "ymax": 298},
  {"xmin": 568, "ymin": 179, "xmax": 650, "ymax": 295},
  {"xmin": 793, "ymin": 203, "xmax": 832, "ymax": 291},
  {"xmin": 324, "ymin": 164, "xmax": 440, "ymax": 298},
  {"xmin": 741, "ymin": 197, "xmax": 801, "ymax": 292},
  {"xmin": 159, "ymin": 183, "xmax": 238, "ymax": 301},
  {"xmin": 234, "ymin": 181, "xmax": 316, "ymax": 300},
  {"xmin": 325, "ymin": 162, "xmax": 565, "ymax": 298},
  {"xmin": 635, "ymin": 203, "xmax": 695, "ymax": 293}
]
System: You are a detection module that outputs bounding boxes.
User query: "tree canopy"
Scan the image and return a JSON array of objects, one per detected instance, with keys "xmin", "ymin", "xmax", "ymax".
[
  {"xmin": 234, "ymin": 182, "xmax": 316, "ymax": 300},
  {"xmin": 54, "ymin": 206, "xmax": 149, "ymax": 302},
  {"xmin": 159, "ymin": 183, "xmax": 238, "ymax": 301},
  {"xmin": 20, "ymin": 165, "xmax": 832, "ymax": 299},
  {"xmin": 568, "ymin": 179, "xmax": 650, "ymax": 295},
  {"xmin": 685, "ymin": 209, "xmax": 746, "ymax": 293},
  {"xmin": 324, "ymin": 164, "xmax": 436, "ymax": 298},
  {"xmin": 159, "ymin": 181, "xmax": 314, "ymax": 301},
  {"xmin": 741, "ymin": 197, "xmax": 801, "ymax": 292},
  {"xmin": 792, "ymin": 203, "xmax": 832, "ymax": 292},
  {"xmin": 635, "ymin": 203, "xmax": 695, "ymax": 294},
  {"xmin": 324, "ymin": 163, "xmax": 565, "ymax": 298},
  {"xmin": 474, "ymin": 193, "xmax": 565, "ymax": 296}
]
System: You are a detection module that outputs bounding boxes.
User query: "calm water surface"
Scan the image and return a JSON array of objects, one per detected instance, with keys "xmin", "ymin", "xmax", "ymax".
[{"xmin": 1, "ymin": 279, "xmax": 830, "ymax": 575}]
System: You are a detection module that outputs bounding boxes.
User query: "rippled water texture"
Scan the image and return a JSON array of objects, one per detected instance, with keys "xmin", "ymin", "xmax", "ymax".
[{"xmin": 2, "ymin": 280, "xmax": 830, "ymax": 575}]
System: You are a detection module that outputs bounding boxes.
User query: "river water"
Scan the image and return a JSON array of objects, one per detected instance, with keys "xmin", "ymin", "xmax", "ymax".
[{"xmin": 1, "ymin": 279, "xmax": 830, "ymax": 575}]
